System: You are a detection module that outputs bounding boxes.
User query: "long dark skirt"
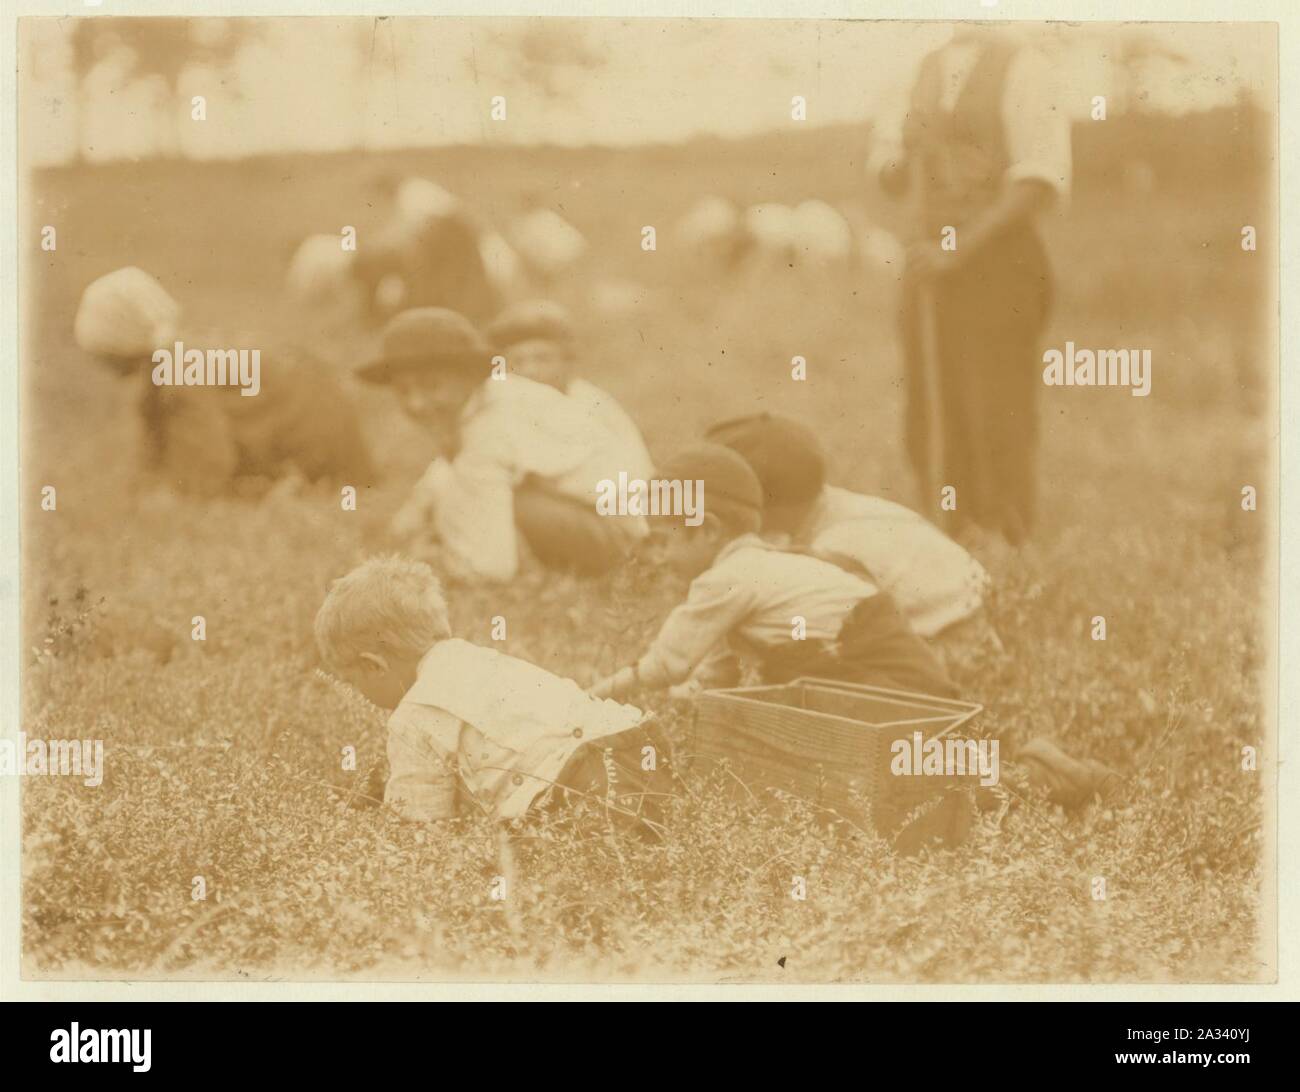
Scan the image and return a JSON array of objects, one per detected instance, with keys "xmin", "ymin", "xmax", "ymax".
[{"xmin": 900, "ymin": 225, "xmax": 1052, "ymax": 545}]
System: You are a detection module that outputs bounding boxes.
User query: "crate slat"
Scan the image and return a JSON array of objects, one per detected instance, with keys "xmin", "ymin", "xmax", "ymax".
[{"xmin": 691, "ymin": 677, "xmax": 983, "ymax": 833}]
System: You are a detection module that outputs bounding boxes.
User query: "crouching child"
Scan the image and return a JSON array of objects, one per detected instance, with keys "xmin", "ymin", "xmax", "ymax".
[
  {"xmin": 590, "ymin": 444, "xmax": 1115, "ymax": 832},
  {"xmin": 590, "ymin": 443, "xmax": 955, "ymax": 700},
  {"xmin": 75, "ymin": 266, "xmax": 376, "ymax": 494},
  {"xmin": 484, "ymin": 300, "xmax": 655, "ymax": 574},
  {"xmin": 314, "ymin": 555, "xmax": 671, "ymax": 831},
  {"xmin": 705, "ymin": 412, "xmax": 1002, "ymax": 679},
  {"xmin": 361, "ymin": 307, "xmax": 647, "ymax": 580}
]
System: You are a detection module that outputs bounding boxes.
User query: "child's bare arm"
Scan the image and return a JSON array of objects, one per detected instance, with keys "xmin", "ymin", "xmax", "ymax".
[{"xmin": 594, "ymin": 572, "xmax": 754, "ymax": 699}]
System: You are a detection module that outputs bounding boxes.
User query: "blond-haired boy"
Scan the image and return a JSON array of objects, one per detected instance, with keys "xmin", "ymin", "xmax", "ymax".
[{"xmin": 315, "ymin": 556, "xmax": 667, "ymax": 825}]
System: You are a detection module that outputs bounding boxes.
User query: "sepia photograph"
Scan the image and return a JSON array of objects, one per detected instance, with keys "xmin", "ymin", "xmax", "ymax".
[{"xmin": 13, "ymin": 12, "xmax": 1277, "ymax": 985}]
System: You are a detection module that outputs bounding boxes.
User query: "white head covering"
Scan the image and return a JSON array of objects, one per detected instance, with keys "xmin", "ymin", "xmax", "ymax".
[
  {"xmin": 395, "ymin": 178, "xmax": 461, "ymax": 225},
  {"xmin": 73, "ymin": 267, "xmax": 181, "ymax": 358}
]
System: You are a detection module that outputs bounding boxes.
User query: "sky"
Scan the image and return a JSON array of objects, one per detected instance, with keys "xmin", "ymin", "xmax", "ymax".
[{"xmin": 19, "ymin": 18, "xmax": 1277, "ymax": 166}]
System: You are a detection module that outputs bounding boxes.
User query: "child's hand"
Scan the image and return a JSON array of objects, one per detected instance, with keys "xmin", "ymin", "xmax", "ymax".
[
  {"xmin": 591, "ymin": 666, "xmax": 636, "ymax": 700},
  {"xmin": 667, "ymin": 678, "xmax": 703, "ymax": 701},
  {"xmin": 904, "ymin": 241, "xmax": 963, "ymax": 284}
]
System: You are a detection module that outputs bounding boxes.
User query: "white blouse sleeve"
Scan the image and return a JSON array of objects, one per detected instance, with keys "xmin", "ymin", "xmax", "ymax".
[{"xmin": 1002, "ymin": 47, "xmax": 1073, "ymax": 202}]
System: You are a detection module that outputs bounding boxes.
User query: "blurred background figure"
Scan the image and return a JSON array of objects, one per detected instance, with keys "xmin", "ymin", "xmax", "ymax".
[
  {"xmin": 873, "ymin": 24, "xmax": 1072, "ymax": 547},
  {"xmin": 789, "ymin": 200, "xmax": 855, "ymax": 267},
  {"xmin": 284, "ymin": 233, "xmax": 366, "ymax": 330},
  {"xmin": 859, "ymin": 227, "xmax": 906, "ymax": 276},
  {"xmin": 727, "ymin": 199, "xmax": 856, "ymax": 273},
  {"xmin": 508, "ymin": 196, "xmax": 590, "ymax": 288},
  {"xmin": 352, "ymin": 172, "xmax": 502, "ymax": 326},
  {"xmin": 477, "ymin": 228, "xmax": 527, "ymax": 302},
  {"xmin": 674, "ymin": 196, "xmax": 747, "ymax": 268},
  {"xmin": 74, "ymin": 266, "xmax": 375, "ymax": 494},
  {"xmin": 740, "ymin": 202, "xmax": 797, "ymax": 268}
]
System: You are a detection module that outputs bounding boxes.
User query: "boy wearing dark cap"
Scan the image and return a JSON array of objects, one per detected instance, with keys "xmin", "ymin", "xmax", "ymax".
[
  {"xmin": 356, "ymin": 306, "xmax": 489, "ymax": 444},
  {"xmin": 591, "ymin": 443, "xmax": 955, "ymax": 701},
  {"xmin": 361, "ymin": 307, "xmax": 646, "ymax": 580},
  {"xmin": 591, "ymin": 444, "xmax": 1115, "ymax": 813},
  {"xmin": 705, "ymin": 412, "xmax": 998, "ymax": 675}
]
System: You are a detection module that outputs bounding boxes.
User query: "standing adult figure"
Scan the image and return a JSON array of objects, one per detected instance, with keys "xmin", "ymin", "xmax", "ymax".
[{"xmin": 873, "ymin": 25, "xmax": 1072, "ymax": 546}]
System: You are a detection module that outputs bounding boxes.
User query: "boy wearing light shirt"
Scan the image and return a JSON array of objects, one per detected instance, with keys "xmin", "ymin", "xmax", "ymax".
[
  {"xmin": 485, "ymin": 300, "xmax": 653, "ymax": 487},
  {"xmin": 704, "ymin": 412, "xmax": 1000, "ymax": 677},
  {"xmin": 592, "ymin": 444, "xmax": 1113, "ymax": 813},
  {"xmin": 591, "ymin": 444, "xmax": 956, "ymax": 701},
  {"xmin": 359, "ymin": 307, "xmax": 647, "ymax": 580},
  {"xmin": 485, "ymin": 300, "xmax": 655, "ymax": 571},
  {"xmin": 314, "ymin": 555, "xmax": 666, "ymax": 826}
]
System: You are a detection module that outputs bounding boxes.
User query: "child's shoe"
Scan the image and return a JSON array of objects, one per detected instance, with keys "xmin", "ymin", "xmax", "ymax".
[{"xmin": 1015, "ymin": 738, "xmax": 1118, "ymax": 810}]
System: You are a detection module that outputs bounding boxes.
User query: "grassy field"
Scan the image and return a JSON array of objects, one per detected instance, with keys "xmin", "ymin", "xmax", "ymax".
[{"xmin": 20, "ymin": 125, "xmax": 1272, "ymax": 981}]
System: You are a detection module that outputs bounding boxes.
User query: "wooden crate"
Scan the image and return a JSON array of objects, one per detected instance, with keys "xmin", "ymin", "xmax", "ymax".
[{"xmin": 690, "ymin": 677, "xmax": 983, "ymax": 833}]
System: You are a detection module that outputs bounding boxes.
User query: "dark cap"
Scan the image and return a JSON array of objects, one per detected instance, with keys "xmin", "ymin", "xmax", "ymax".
[
  {"xmin": 656, "ymin": 442, "xmax": 763, "ymax": 534},
  {"xmin": 705, "ymin": 412, "xmax": 826, "ymax": 507},
  {"xmin": 356, "ymin": 307, "xmax": 490, "ymax": 385},
  {"xmin": 486, "ymin": 300, "xmax": 576, "ymax": 354}
]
